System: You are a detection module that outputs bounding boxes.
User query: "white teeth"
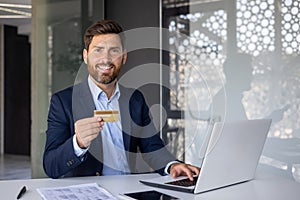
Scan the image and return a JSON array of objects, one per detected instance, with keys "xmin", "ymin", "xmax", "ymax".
[{"xmin": 97, "ymin": 65, "xmax": 111, "ymax": 70}]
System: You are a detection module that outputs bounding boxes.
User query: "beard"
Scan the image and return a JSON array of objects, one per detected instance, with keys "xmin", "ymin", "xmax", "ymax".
[{"xmin": 89, "ymin": 63, "xmax": 120, "ymax": 85}]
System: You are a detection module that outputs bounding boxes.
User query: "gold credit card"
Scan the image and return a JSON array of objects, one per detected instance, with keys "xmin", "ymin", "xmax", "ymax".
[{"xmin": 94, "ymin": 110, "xmax": 119, "ymax": 122}]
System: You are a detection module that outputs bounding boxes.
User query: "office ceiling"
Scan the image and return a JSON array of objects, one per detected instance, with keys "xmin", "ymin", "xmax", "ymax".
[{"xmin": 0, "ymin": 0, "xmax": 31, "ymax": 34}]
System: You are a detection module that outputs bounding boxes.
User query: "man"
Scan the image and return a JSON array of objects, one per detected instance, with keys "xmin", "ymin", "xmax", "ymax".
[{"xmin": 43, "ymin": 20, "xmax": 200, "ymax": 179}]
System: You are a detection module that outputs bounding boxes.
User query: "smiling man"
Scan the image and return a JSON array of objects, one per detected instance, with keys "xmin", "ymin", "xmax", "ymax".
[{"xmin": 43, "ymin": 20, "xmax": 200, "ymax": 179}]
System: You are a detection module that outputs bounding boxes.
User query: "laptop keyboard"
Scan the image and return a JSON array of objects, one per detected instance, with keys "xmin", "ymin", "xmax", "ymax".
[{"xmin": 166, "ymin": 176, "xmax": 198, "ymax": 187}]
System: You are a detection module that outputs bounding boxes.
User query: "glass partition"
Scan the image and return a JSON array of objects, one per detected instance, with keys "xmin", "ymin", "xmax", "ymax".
[
  {"xmin": 162, "ymin": 0, "xmax": 300, "ymax": 181},
  {"xmin": 31, "ymin": 0, "xmax": 104, "ymax": 178}
]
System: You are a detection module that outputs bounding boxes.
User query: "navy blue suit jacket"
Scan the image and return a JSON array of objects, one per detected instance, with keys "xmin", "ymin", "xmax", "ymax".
[{"xmin": 43, "ymin": 80, "xmax": 175, "ymax": 178}]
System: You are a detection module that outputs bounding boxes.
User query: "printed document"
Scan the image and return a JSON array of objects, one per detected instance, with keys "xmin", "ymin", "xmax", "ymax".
[{"xmin": 37, "ymin": 182, "xmax": 118, "ymax": 200}]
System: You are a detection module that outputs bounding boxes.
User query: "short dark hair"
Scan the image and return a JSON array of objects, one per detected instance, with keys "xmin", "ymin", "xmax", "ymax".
[{"xmin": 84, "ymin": 20, "xmax": 125, "ymax": 51}]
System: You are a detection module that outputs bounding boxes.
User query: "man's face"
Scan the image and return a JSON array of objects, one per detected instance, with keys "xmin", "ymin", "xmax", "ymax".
[{"xmin": 83, "ymin": 34, "xmax": 127, "ymax": 85}]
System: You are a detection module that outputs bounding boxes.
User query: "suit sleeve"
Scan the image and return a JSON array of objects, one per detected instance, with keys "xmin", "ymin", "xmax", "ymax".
[{"xmin": 43, "ymin": 93, "xmax": 83, "ymax": 178}]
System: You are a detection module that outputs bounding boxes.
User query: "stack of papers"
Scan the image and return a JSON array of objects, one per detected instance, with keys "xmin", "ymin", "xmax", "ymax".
[{"xmin": 37, "ymin": 183, "xmax": 118, "ymax": 200}]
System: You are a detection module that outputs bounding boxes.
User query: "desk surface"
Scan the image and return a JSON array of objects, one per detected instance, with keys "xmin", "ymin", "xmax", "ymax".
[{"xmin": 0, "ymin": 173, "xmax": 299, "ymax": 200}]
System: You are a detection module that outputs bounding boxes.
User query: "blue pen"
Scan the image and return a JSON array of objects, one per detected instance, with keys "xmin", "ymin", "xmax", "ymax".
[{"xmin": 17, "ymin": 186, "xmax": 27, "ymax": 199}]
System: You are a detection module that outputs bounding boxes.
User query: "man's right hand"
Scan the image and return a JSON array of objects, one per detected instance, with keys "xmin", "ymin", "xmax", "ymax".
[{"xmin": 74, "ymin": 117, "xmax": 104, "ymax": 148}]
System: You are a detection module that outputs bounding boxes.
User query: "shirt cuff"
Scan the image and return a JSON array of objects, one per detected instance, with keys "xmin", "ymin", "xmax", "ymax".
[
  {"xmin": 73, "ymin": 134, "xmax": 89, "ymax": 158},
  {"xmin": 164, "ymin": 161, "xmax": 180, "ymax": 175}
]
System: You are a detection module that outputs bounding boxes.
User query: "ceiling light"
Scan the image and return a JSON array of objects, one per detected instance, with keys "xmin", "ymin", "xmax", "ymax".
[
  {"xmin": 0, "ymin": 7, "xmax": 31, "ymax": 17},
  {"xmin": 0, "ymin": 3, "xmax": 31, "ymax": 9}
]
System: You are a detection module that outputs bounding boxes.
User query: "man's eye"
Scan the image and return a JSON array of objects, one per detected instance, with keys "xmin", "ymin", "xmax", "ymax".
[{"xmin": 111, "ymin": 48, "xmax": 121, "ymax": 54}]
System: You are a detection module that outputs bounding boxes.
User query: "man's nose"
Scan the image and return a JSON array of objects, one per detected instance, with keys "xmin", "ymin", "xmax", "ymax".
[{"xmin": 100, "ymin": 50, "xmax": 112, "ymax": 62}]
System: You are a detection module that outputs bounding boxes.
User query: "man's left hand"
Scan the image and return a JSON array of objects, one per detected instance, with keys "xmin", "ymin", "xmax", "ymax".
[{"xmin": 169, "ymin": 163, "xmax": 200, "ymax": 181}]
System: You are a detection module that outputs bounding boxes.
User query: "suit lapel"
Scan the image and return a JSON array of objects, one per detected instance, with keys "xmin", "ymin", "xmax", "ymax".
[
  {"xmin": 72, "ymin": 80, "xmax": 95, "ymax": 121},
  {"xmin": 119, "ymin": 86, "xmax": 134, "ymax": 150},
  {"xmin": 119, "ymin": 85, "xmax": 135, "ymax": 171}
]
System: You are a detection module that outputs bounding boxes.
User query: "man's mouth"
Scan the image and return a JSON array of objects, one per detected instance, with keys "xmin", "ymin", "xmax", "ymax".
[{"xmin": 96, "ymin": 64, "xmax": 114, "ymax": 73}]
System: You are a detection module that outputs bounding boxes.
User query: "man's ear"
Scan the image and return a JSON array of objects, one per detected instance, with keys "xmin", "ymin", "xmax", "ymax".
[
  {"xmin": 122, "ymin": 49, "xmax": 127, "ymax": 65},
  {"xmin": 83, "ymin": 49, "xmax": 88, "ymax": 64}
]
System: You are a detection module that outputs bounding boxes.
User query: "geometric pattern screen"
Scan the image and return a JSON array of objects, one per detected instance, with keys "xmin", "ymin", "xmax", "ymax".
[{"xmin": 166, "ymin": 0, "xmax": 300, "ymax": 139}]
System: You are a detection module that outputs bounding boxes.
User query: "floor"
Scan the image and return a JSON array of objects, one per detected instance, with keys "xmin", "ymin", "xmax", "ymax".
[{"xmin": 0, "ymin": 154, "xmax": 31, "ymax": 180}]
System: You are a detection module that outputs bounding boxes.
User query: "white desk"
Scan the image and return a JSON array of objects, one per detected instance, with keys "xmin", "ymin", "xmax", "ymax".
[{"xmin": 0, "ymin": 173, "xmax": 299, "ymax": 200}]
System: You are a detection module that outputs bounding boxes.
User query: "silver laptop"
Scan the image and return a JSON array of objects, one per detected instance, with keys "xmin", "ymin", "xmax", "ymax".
[{"xmin": 140, "ymin": 119, "xmax": 272, "ymax": 194}]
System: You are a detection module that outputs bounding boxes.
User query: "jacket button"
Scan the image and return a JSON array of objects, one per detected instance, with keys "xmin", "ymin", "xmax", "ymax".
[{"xmin": 96, "ymin": 172, "xmax": 100, "ymax": 176}]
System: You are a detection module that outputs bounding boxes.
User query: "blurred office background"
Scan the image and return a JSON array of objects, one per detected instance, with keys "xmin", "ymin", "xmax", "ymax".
[{"xmin": 0, "ymin": 0, "xmax": 299, "ymax": 183}]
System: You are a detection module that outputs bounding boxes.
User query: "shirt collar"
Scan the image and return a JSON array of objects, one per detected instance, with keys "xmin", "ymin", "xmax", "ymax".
[{"xmin": 88, "ymin": 75, "xmax": 120, "ymax": 101}]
